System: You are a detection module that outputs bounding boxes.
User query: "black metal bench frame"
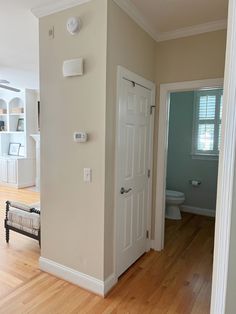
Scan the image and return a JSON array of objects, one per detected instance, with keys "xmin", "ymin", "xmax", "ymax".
[{"xmin": 4, "ymin": 201, "xmax": 41, "ymax": 246}]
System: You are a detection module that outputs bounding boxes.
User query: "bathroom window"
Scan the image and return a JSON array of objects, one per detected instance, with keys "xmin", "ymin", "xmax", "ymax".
[{"xmin": 192, "ymin": 89, "xmax": 223, "ymax": 159}]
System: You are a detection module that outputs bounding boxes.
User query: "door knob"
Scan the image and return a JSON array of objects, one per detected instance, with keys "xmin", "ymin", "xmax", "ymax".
[{"xmin": 120, "ymin": 187, "xmax": 132, "ymax": 194}]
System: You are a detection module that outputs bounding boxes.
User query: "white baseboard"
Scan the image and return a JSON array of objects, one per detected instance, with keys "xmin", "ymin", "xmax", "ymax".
[
  {"xmin": 104, "ymin": 273, "xmax": 117, "ymax": 295},
  {"xmin": 39, "ymin": 257, "xmax": 117, "ymax": 297},
  {"xmin": 150, "ymin": 240, "xmax": 155, "ymax": 250},
  {"xmin": 0, "ymin": 181, "xmax": 36, "ymax": 189},
  {"xmin": 181, "ymin": 205, "xmax": 215, "ymax": 217},
  {"xmin": 18, "ymin": 182, "xmax": 36, "ymax": 189}
]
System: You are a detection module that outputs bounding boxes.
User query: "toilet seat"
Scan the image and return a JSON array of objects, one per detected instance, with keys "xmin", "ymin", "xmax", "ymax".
[{"xmin": 166, "ymin": 190, "xmax": 185, "ymax": 199}]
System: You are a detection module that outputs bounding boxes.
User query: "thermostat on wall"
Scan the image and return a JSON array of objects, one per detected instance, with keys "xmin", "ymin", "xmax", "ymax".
[
  {"xmin": 74, "ymin": 132, "xmax": 88, "ymax": 143},
  {"xmin": 63, "ymin": 58, "xmax": 84, "ymax": 77}
]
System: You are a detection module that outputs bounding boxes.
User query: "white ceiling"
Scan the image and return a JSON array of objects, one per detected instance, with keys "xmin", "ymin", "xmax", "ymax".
[
  {"xmin": 0, "ymin": 0, "xmax": 57, "ymax": 90},
  {"xmin": 114, "ymin": 0, "xmax": 228, "ymax": 41},
  {"xmin": 0, "ymin": 0, "xmax": 229, "ymax": 90},
  {"xmin": 131, "ymin": 0, "xmax": 228, "ymax": 33}
]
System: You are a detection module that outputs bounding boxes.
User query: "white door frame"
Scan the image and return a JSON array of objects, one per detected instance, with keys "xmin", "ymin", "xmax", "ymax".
[
  {"xmin": 210, "ymin": 0, "xmax": 236, "ymax": 312},
  {"xmin": 114, "ymin": 66, "xmax": 156, "ymax": 278},
  {"xmin": 154, "ymin": 78, "xmax": 224, "ymax": 252}
]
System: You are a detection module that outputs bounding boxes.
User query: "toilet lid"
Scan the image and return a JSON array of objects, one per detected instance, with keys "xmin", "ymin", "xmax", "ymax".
[{"xmin": 166, "ymin": 190, "xmax": 185, "ymax": 198}]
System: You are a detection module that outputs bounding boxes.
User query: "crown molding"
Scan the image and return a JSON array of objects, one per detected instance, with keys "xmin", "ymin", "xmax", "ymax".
[
  {"xmin": 31, "ymin": 0, "xmax": 91, "ymax": 18},
  {"xmin": 113, "ymin": 0, "xmax": 227, "ymax": 43},
  {"xmin": 113, "ymin": 0, "xmax": 159, "ymax": 42},
  {"xmin": 157, "ymin": 19, "xmax": 227, "ymax": 42},
  {"xmin": 32, "ymin": 0, "xmax": 227, "ymax": 40}
]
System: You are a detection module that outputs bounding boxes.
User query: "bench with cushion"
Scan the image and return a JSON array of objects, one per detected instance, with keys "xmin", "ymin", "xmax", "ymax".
[{"xmin": 4, "ymin": 201, "xmax": 41, "ymax": 246}]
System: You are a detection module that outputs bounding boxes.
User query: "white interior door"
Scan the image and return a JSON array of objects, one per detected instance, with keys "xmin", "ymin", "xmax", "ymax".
[{"xmin": 116, "ymin": 78, "xmax": 151, "ymax": 277}]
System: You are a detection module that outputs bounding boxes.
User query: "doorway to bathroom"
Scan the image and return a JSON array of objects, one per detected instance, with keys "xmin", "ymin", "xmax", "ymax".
[
  {"xmin": 165, "ymin": 89, "xmax": 223, "ymax": 220},
  {"xmin": 154, "ymin": 79, "xmax": 224, "ymax": 251},
  {"xmin": 162, "ymin": 89, "xmax": 223, "ymax": 281},
  {"xmin": 153, "ymin": 80, "xmax": 225, "ymax": 312}
]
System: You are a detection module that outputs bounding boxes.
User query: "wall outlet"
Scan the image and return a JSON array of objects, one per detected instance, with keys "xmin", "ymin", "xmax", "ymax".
[{"xmin": 74, "ymin": 132, "xmax": 87, "ymax": 143}]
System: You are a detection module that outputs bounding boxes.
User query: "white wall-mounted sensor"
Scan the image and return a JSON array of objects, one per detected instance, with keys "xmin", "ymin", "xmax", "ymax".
[
  {"xmin": 74, "ymin": 132, "xmax": 88, "ymax": 143},
  {"xmin": 63, "ymin": 58, "xmax": 84, "ymax": 77},
  {"xmin": 67, "ymin": 17, "xmax": 81, "ymax": 35}
]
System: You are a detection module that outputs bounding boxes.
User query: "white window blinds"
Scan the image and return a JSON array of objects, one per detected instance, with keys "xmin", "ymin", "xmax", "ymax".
[{"xmin": 192, "ymin": 89, "xmax": 223, "ymax": 158}]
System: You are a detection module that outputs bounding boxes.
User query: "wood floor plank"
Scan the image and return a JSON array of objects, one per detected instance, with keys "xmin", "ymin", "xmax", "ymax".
[{"xmin": 0, "ymin": 185, "xmax": 214, "ymax": 313}]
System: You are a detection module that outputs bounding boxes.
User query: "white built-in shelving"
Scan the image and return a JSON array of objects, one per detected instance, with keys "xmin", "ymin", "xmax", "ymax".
[{"xmin": 0, "ymin": 89, "xmax": 38, "ymax": 188}]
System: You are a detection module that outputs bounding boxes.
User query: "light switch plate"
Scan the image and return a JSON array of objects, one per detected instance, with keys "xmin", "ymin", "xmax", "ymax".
[{"xmin": 84, "ymin": 168, "xmax": 92, "ymax": 183}]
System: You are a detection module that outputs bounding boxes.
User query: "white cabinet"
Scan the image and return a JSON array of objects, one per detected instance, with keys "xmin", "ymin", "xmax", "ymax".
[
  {"xmin": 0, "ymin": 158, "xmax": 17, "ymax": 184},
  {"xmin": 0, "ymin": 157, "xmax": 35, "ymax": 188},
  {"xmin": 0, "ymin": 159, "xmax": 8, "ymax": 182},
  {"xmin": 7, "ymin": 159, "xmax": 17, "ymax": 184}
]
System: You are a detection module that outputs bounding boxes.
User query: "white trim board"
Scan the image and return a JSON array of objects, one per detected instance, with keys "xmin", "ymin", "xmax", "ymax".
[
  {"xmin": 211, "ymin": 0, "xmax": 236, "ymax": 312},
  {"xmin": 113, "ymin": 0, "xmax": 227, "ymax": 42},
  {"xmin": 157, "ymin": 20, "xmax": 227, "ymax": 42},
  {"xmin": 39, "ymin": 257, "xmax": 117, "ymax": 297},
  {"xmin": 32, "ymin": 0, "xmax": 91, "ymax": 18},
  {"xmin": 112, "ymin": 0, "xmax": 158, "ymax": 42},
  {"xmin": 181, "ymin": 205, "xmax": 216, "ymax": 218}
]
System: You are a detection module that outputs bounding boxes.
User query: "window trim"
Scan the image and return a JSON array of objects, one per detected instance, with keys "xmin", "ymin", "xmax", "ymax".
[{"xmin": 192, "ymin": 89, "xmax": 223, "ymax": 160}]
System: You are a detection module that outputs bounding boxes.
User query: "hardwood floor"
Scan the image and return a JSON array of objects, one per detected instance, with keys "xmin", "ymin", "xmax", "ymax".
[
  {"xmin": 0, "ymin": 185, "xmax": 40, "ymax": 208},
  {"xmin": 0, "ymin": 185, "xmax": 40, "ymax": 303},
  {"xmin": 0, "ymin": 186, "xmax": 214, "ymax": 313}
]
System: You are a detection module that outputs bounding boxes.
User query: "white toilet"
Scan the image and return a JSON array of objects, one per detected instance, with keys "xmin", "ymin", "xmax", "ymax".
[{"xmin": 166, "ymin": 190, "xmax": 185, "ymax": 220}]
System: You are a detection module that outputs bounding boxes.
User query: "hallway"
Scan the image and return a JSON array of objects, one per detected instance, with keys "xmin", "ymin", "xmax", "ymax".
[{"xmin": 0, "ymin": 186, "xmax": 214, "ymax": 314}]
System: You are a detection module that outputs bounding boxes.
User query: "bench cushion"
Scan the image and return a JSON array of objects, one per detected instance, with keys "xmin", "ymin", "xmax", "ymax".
[
  {"xmin": 7, "ymin": 208, "xmax": 40, "ymax": 234},
  {"xmin": 7, "ymin": 221, "xmax": 39, "ymax": 236}
]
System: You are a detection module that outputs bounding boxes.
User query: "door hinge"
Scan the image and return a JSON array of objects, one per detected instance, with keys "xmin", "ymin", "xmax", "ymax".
[
  {"xmin": 148, "ymin": 169, "xmax": 151, "ymax": 178},
  {"xmin": 150, "ymin": 105, "xmax": 156, "ymax": 115},
  {"xmin": 146, "ymin": 230, "xmax": 149, "ymax": 239}
]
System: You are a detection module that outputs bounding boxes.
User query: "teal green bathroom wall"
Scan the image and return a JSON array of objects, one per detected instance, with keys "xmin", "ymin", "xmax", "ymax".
[{"xmin": 166, "ymin": 91, "xmax": 219, "ymax": 210}]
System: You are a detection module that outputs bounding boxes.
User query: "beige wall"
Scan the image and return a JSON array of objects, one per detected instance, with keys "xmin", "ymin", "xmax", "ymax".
[
  {"xmin": 105, "ymin": 0, "xmax": 156, "ymax": 278},
  {"xmin": 40, "ymin": 0, "xmax": 107, "ymax": 280},
  {"xmin": 155, "ymin": 30, "xmax": 227, "ymax": 85}
]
